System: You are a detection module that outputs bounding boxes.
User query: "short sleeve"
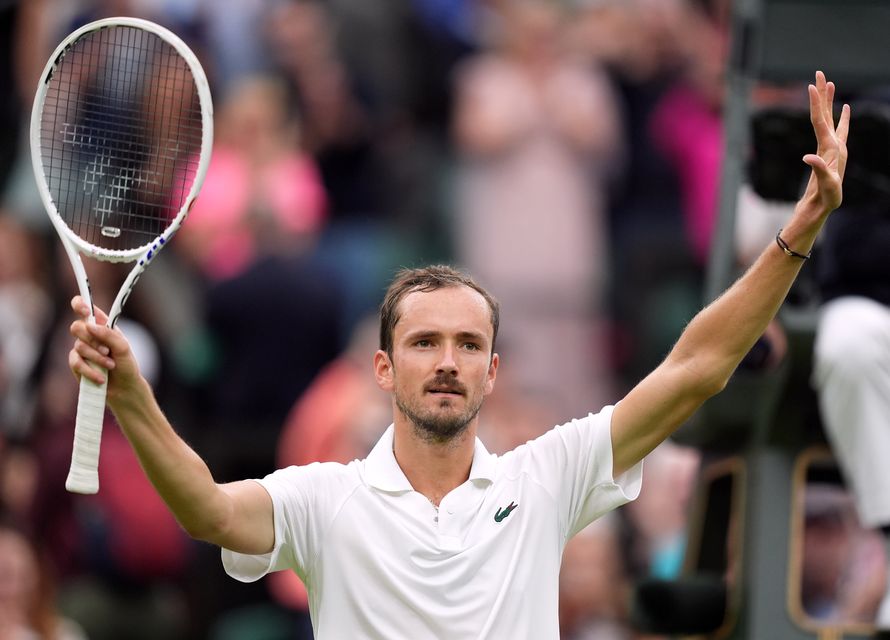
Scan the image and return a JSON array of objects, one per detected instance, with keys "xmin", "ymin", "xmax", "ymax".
[
  {"xmin": 510, "ymin": 405, "xmax": 643, "ymax": 540},
  {"xmin": 565, "ymin": 405, "xmax": 643, "ymax": 536},
  {"xmin": 222, "ymin": 462, "xmax": 352, "ymax": 583}
]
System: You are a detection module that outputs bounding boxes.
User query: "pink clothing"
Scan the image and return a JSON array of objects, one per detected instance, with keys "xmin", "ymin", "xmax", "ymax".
[
  {"xmin": 650, "ymin": 84, "xmax": 723, "ymax": 264},
  {"xmin": 452, "ymin": 55, "xmax": 621, "ymax": 415},
  {"xmin": 454, "ymin": 56, "xmax": 617, "ymax": 295},
  {"xmin": 181, "ymin": 147, "xmax": 327, "ymax": 280}
]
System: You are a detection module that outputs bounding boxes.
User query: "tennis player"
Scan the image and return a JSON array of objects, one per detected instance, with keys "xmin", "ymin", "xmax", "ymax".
[{"xmin": 68, "ymin": 71, "xmax": 848, "ymax": 638}]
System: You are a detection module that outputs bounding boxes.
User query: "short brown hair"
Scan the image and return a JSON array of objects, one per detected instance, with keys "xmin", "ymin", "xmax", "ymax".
[{"xmin": 379, "ymin": 265, "xmax": 500, "ymax": 357}]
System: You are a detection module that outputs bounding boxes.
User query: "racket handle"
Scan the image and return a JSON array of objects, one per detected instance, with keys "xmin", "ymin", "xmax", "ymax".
[{"xmin": 66, "ymin": 369, "xmax": 108, "ymax": 494}]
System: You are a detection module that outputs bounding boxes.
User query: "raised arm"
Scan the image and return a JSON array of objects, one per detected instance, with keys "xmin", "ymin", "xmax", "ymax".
[
  {"xmin": 611, "ymin": 71, "xmax": 850, "ymax": 476},
  {"xmin": 68, "ymin": 297, "xmax": 274, "ymax": 554}
]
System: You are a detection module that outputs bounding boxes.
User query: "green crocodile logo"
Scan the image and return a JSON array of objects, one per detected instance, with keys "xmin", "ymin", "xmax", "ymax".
[{"xmin": 494, "ymin": 501, "xmax": 518, "ymax": 523}]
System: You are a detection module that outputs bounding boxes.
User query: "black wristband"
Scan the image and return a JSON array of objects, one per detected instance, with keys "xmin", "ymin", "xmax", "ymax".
[{"xmin": 775, "ymin": 229, "xmax": 811, "ymax": 260}]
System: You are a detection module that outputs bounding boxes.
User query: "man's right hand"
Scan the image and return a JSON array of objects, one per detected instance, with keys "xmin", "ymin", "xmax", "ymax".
[{"xmin": 68, "ymin": 296, "xmax": 142, "ymax": 403}]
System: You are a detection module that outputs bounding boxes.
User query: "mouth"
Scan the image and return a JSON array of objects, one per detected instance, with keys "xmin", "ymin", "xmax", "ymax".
[{"xmin": 425, "ymin": 386, "xmax": 465, "ymax": 397}]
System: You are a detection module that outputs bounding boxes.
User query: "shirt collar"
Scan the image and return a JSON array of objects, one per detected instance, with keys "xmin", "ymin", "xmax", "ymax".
[{"xmin": 364, "ymin": 425, "xmax": 497, "ymax": 492}]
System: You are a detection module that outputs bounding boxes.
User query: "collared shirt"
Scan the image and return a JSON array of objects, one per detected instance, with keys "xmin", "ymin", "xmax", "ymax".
[{"xmin": 222, "ymin": 404, "xmax": 643, "ymax": 639}]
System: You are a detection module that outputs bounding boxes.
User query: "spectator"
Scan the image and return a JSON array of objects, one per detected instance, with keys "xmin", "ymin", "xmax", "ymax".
[
  {"xmin": 0, "ymin": 514, "xmax": 87, "ymax": 640},
  {"xmin": 800, "ymin": 484, "xmax": 886, "ymax": 625},
  {"xmin": 559, "ymin": 516, "xmax": 635, "ymax": 640},
  {"xmin": 623, "ymin": 441, "xmax": 700, "ymax": 580},
  {"xmin": 452, "ymin": 0, "xmax": 623, "ymax": 416},
  {"xmin": 176, "ymin": 74, "xmax": 327, "ymax": 283},
  {"xmin": 811, "ymin": 102, "xmax": 890, "ymax": 636},
  {"xmin": 0, "ymin": 215, "xmax": 52, "ymax": 439},
  {"xmin": 648, "ymin": 0, "xmax": 728, "ymax": 266}
]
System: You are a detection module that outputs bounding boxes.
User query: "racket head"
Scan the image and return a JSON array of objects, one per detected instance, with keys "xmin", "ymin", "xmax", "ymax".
[{"xmin": 30, "ymin": 17, "xmax": 213, "ymax": 262}]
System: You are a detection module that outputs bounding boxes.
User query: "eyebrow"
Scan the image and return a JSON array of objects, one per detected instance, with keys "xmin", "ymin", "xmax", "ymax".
[{"xmin": 403, "ymin": 329, "xmax": 488, "ymax": 344}]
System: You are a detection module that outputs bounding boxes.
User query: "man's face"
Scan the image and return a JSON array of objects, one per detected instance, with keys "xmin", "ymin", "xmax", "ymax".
[{"xmin": 375, "ymin": 285, "xmax": 498, "ymax": 444}]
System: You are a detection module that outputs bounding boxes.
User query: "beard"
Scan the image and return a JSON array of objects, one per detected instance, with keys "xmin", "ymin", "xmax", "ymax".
[{"xmin": 394, "ymin": 378, "xmax": 484, "ymax": 445}]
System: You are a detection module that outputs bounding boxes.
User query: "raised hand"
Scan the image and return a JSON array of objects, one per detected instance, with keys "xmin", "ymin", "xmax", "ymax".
[
  {"xmin": 801, "ymin": 70, "xmax": 851, "ymax": 215},
  {"xmin": 68, "ymin": 296, "xmax": 141, "ymax": 400}
]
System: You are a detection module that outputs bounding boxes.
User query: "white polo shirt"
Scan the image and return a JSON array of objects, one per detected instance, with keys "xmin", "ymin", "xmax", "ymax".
[{"xmin": 222, "ymin": 404, "xmax": 642, "ymax": 639}]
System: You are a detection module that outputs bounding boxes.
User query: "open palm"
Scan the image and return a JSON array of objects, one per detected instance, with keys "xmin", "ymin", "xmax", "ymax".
[{"xmin": 802, "ymin": 70, "xmax": 851, "ymax": 214}]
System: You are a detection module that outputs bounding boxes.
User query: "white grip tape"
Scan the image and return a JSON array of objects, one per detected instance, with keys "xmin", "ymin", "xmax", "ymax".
[{"xmin": 65, "ymin": 368, "xmax": 108, "ymax": 494}]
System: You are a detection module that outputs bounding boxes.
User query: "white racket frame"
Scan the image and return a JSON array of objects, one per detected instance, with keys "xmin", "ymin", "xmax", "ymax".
[{"xmin": 30, "ymin": 16, "xmax": 214, "ymax": 494}]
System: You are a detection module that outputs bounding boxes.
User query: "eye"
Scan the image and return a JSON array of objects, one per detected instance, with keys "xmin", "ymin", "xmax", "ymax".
[
  {"xmin": 462, "ymin": 342, "xmax": 480, "ymax": 352},
  {"xmin": 414, "ymin": 339, "xmax": 432, "ymax": 348}
]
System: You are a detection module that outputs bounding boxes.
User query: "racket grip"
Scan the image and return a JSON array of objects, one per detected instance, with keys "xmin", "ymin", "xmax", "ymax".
[{"xmin": 66, "ymin": 369, "xmax": 109, "ymax": 494}]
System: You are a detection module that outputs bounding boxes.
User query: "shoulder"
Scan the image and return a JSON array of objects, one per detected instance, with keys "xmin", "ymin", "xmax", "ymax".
[
  {"xmin": 261, "ymin": 460, "xmax": 363, "ymax": 502},
  {"xmin": 497, "ymin": 407, "xmax": 615, "ymax": 471}
]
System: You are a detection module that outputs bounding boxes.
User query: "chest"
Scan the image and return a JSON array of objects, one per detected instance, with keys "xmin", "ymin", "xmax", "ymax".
[{"xmin": 320, "ymin": 476, "xmax": 561, "ymax": 589}]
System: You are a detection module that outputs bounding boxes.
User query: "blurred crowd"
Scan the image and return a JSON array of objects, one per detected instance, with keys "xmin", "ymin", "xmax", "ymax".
[{"xmin": 3, "ymin": 0, "xmax": 875, "ymax": 639}]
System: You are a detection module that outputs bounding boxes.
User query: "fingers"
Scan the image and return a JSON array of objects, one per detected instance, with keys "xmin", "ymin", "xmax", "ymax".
[
  {"xmin": 818, "ymin": 70, "xmax": 835, "ymax": 126},
  {"xmin": 802, "ymin": 153, "xmax": 829, "ymax": 175},
  {"xmin": 809, "ymin": 72, "xmax": 850, "ymax": 157},
  {"xmin": 836, "ymin": 103, "xmax": 851, "ymax": 144},
  {"xmin": 836, "ymin": 103, "xmax": 851, "ymax": 177},
  {"xmin": 68, "ymin": 319, "xmax": 115, "ymax": 385},
  {"xmin": 67, "ymin": 320, "xmax": 130, "ymax": 385},
  {"xmin": 803, "ymin": 153, "xmax": 843, "ymax": 210},
  {"xmin": 826, "ymin": 81, "xmax": 835, "ymax": 123},
  {"xmin": 809, "ymin": 71, "xmax": 840, "ymax": 139},
  {"xmin": 69, "ymin": 318, "xmax": 129, "ymax": 356},
  {"xmin": 803, "ymin": 152, "xmax": 841, "ymax": 187},
  {"xmin": 808, "ymin": 83, "xmax": 830, "ymax": 139},
  {"xmin": 74, "ymin": 338, "xmax": 116, "ymax": 371},
  {"xmin": 803, "ymin": 70, "xmax": 848, "ymax": 213},
  {"xmin": 68, "ymin": 341, "xmax": 112, "ymax": 385},
  {"xmin": 69, "ymin": 296, "xmax": 110, "ymax": 326}
]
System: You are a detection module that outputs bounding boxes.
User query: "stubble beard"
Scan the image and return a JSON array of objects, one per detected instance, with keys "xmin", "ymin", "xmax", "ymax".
[{"xmin": 395, "ymin": 390, "xmax": 484, "ymax": 445}]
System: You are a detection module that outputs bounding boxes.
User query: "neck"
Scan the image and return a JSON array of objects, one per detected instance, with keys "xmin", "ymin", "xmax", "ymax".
[{"xmin": 392, "ymin": 419, "xmax": 477, "ymax": 506}]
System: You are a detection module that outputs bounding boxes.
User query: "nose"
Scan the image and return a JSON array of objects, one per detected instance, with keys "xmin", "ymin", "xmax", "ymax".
[{"xmin": 436, "ymin": 343, "xmax": 458, "ymax": 375}]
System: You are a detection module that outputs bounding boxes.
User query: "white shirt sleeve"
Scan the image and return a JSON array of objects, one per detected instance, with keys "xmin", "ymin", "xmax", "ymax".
[
  {"xmin": 221, "ymin": 462, "xmax": 351, "ymax": 583},
  {"xmin": 514, "ymin": 405, "xmax": 644, "ymax": 540}
]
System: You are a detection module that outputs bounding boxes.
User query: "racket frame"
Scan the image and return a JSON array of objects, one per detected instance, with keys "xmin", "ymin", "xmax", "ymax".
[{"xmin": 30, "ymin": 16, "xmax": 213, "ymax": 494}]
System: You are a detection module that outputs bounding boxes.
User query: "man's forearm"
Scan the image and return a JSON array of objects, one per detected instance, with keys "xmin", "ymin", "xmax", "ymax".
[
  {"xmin": 109, "ymin": 377, "xmax": 232, "ymax": 541},
  {"xmin": 669, "ymin": 195, "xmax": 830, "ymax": 391},
  {"xmin": 611, "ymin": 73, "xmax": 848, "ymax": 477}
]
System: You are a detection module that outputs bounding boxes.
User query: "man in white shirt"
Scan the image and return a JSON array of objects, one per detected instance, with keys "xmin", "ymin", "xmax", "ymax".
[{"xmin": 68, "ymin": 71, "xmax": 849, "ymax": 639}]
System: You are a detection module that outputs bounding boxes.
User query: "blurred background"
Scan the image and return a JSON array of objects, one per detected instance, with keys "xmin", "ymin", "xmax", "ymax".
[{"xmin": 1, "ymin": 0, "xmax": 885, "ymax": 639}]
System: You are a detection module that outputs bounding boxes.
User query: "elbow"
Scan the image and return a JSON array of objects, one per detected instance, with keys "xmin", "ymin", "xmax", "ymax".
[
  {"xmin": 180, "ymin": 494, "xmax": 234, "ymax": 545},
  {"xmin": 668, "ymin": 352, "xmax": 732, "ymax": 401},
  {"xmin": 702, "ymin": 373, "xmax": 730, "ymax": 399},
  {"xmin": 182, "ymin": 520, "xmax": 221, "ymax": 544}
]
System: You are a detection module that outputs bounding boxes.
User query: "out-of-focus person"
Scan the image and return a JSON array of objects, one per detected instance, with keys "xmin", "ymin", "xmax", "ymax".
[
  {"xmin": 559, "ymin": 517, "xmax": 635, "ymax": 640},
  {"xmin": 810, "ymin": 102, "xmax": 890, "ymax": 636},
  {"xmin": 0, "ymin": 515, "xmax": 87, "ymax": 640},
  {"xmin": 452, "ymin": 0, "xmax": 623, "ymax": 417},
  {"xmin": 176, "ymin": 74, "xmax": 327, "ymax": 283}
]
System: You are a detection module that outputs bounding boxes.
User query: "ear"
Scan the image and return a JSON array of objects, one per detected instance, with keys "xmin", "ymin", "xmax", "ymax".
[
  {"xmin": 373, "ymin": 349, "xmax": 394, "ymax": 391},
  {"xmin": 483, "ymin": 352, "xmax": 499, "ymax": 396}
]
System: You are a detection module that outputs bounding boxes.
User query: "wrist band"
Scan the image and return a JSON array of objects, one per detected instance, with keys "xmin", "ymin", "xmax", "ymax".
[{"xmin": 775, "ymin": 229, "xmax": 811, "ymax": 260}]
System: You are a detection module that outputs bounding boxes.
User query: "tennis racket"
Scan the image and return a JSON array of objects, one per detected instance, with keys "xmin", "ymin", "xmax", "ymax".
[{"xmin": 30, "ymin": 17, "xmax": 213, "ymax": 494}]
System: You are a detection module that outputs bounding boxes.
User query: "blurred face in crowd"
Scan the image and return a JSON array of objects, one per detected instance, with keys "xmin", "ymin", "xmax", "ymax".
[
  {"xmin": 375, "ymin": 285, "xmax": 498, "ymax": 444},
  {"xmin": 0, "ymin": 527, "xmax": 38, "ymax": 624},
  {"xmin": 218, "ymin": 77, "xmax": 293, "ymax": 161},
  {"xmin": 503, "ymin": 0, "xmax": 563, "ymax": 64}
]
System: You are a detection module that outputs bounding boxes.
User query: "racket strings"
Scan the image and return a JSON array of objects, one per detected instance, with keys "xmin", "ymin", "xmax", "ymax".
[{"xmin": 40, "ymin": 24, "xmax": 203, "ymax": 251}]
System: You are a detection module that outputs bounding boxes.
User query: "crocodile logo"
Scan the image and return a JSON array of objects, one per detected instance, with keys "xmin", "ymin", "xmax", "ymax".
[{"xmin": 494, "ymin": 501, "xmax": 518, "ymax": 523}]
